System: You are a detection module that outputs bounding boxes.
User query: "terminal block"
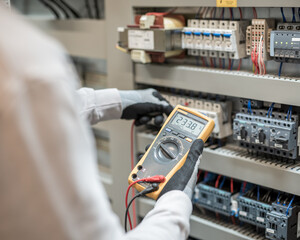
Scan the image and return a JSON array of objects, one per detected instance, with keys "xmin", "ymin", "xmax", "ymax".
[
  {"xmin": 182, "ymin": 19, "xmax": 249, "ymax": 59},
  {"xmin": 266, "ymin": 201, "xmax": 300, "ymax": 240},
  {"xmin": 270, "ymin": 23, "xmax": 300, "ymax": 63},
  {"xmin": 233, "ymin": 110, "xmax": 298, "ymax": 159},
  {"xmin": 238, "ymin": 195, "xmax": 272, "ymax": 228},
  {"xmin": 194, "ymin": 183, "xmax": 238, "ymax": 216},
  {"xmin": 117, "ymin": 14, "xmax": 184, "ymax": 63},
  {"xmin": 162, "ymin": 93, "xmax": 232, "ymax": 139},
  {"xmin": 246, "ymin": 19, "xmax": 275, "ymax": 61}
]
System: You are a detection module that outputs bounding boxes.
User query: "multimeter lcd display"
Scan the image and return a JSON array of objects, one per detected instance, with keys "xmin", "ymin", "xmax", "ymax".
[{"xmin": 170, "ymin": 113, "xmax": 205, "ymax": 136}]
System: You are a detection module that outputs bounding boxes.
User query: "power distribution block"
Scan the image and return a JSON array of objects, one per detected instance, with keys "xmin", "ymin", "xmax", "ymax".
[
  {"xmin": 266, "ymin": 202, "xmax": 300, "ymax": 240},
  {"xmin": 270, "ymin": 23, "xmax": 300, "ymax": 63},
  {"xmin": 238, "ymin": 196, "xmax": 272, "ymax": 228},
  {"xmin": 117, "ymin": 14, "xmax": 184, "ymax": 63},
  {"xmin": 161, "ymin": 93, "xmax": 232, "ymax": 139},
  {"xmin": 182, "ymin": 20, "xmax": 249, "ymax": 59},
  {"xmin": 194, "ymin": 183, "xmax": 238, "ymax": 216},
  {"xmin": 233, "ymin": 111, "xmax": 298, "ymax": 159},
  {"xmin": 246, "ymin": 19, "xmax": 275, "ymax": 61}
]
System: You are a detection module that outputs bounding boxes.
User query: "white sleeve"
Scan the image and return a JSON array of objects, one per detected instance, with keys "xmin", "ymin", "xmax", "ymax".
[
  {"xmin": 125, "ymin": 191, "xmax": 192, "ymax": 240},
  {"xmin": 77, "ymin": 87, "xmax": 122, "ymax": 124}
]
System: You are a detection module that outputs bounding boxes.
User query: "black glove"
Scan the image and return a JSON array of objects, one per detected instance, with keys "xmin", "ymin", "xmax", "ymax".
[
  {"xmin": 158, "ymin": 139, "xmax": 204, "ymax": 199},
  {"xmin": 119, "ymin": 88, "xmax": 173, "ymax": 126}
]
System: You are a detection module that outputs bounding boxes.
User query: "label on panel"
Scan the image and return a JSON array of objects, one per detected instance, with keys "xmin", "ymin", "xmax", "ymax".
[
  {"xmin": 216, "ymin": 0, "xmax": 237, "ymax": 7},
  {"xmin": 128, "ymin": 30, "xmax": 154, "ymax": 50}
]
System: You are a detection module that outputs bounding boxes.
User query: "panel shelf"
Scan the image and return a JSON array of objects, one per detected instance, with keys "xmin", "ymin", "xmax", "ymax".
[
  {"xmin": 136, "ymin": 132, "xmax": 300, "ymax": 196},
  {"xmin": 135, "ymin": 64, "xmax": 300, "ymax": 107},
  {"xmin": 137, "ymin": 197, "xmax": 266, "ymax": 240}
]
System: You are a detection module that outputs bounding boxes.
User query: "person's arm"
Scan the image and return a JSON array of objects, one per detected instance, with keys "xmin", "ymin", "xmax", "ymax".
[
  {"xmin": 77, "ymin": 88, "xmax": 173, "ymax": 125},
  {"xmin": 77, "ymin": 87, "xmax": 122, "ymax": 124}
]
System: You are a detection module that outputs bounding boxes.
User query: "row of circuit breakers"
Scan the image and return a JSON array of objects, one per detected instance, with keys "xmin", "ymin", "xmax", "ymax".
[
  {"xmin": 161, "ymin": 93, "xmax": 300, "ymax": 161},
  {"xmin": 193, "ymin": 172, "xmax": 300, "ymax": 240},
  {"xmin": 117, "ymin": 13, "xmax": 300, "ymax": 65}
]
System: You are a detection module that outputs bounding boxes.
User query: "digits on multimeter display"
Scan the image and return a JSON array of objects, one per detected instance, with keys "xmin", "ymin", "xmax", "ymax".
[{"xmin": 170, "ymin": 112, "xmax": 206, "ymax": 136}]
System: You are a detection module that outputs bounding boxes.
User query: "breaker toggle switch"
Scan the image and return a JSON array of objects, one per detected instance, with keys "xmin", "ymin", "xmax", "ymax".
[
  {"xmin": 258, "ymin": 130, "xmax": 266, "ymax": 144},
  {"xmin": 240, "ymin": 127, "xmax": 247, "ymax": 140}
]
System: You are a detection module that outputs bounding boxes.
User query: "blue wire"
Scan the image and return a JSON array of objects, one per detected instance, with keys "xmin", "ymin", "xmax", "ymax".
[
  {"xmin": 286, "ymin": 106, "xmax": 292, "ymax": 120},
  {"xmin": 219, "ymin": 176, "xmax": 226, "ymax": 189},
  {"xmin": 286, "ymin": 195, "xmax": 295, "ymax": 216},
  {"xmin": 288, "ymin": 106, "xmax": 293, "ymax": 120},
  {"xmin": 292, "ymin": 8, "xmax": 296, "ymax": 23},
  {"xmin": 230, "ymin": 60, "xmax": 234, "ymax": 71},
  {"xmin": 267, "ymin": 103, "xmax": 275, "ymax": 117},
  {"xmin": 278, "ymin": 62, "xmax": 283, "ymax": 77},
  {"xmin": 281, "ymin": 8, "xmax": 287, "ymax": 23},
  {"xmin": 247, "ymin": 100, "xmax": 253, "ymax": 114},
  {"xmin": 276, "ymin": 192, "xmax": 281, "ymax": 204},
  {"xmin": 257, "ymin": 186, "xmax": 260, "ymax": 201}
]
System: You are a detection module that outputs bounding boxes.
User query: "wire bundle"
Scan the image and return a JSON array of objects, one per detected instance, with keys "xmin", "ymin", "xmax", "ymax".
[
  {"xmin": 39, "ymin": 0, "xmax": 81, "ymax": 19},
  {"xmin": 251, "ymin": 36, "xmax": 266, "ymax": 75}
]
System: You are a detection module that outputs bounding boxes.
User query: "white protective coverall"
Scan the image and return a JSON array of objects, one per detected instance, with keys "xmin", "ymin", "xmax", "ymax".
[{"xmin": 0, "ymin": 6, "xmax": 192, "ymax": 240}]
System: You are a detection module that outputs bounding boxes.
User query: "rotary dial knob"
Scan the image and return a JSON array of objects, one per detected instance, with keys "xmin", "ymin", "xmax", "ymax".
[
  {"xmin": 159, "ymin": 142, "xmax": 178, "ymax": 160},
  {"xmin": 155, "ymin": 137, "xmax": 183, "ymax": 163}
]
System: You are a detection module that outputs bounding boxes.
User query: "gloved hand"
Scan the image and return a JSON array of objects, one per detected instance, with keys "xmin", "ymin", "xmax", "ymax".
[
  {"xmin": 158, "ymin": 139, "xmax": 204, "ymax": 199},
  {"xmin": 119, "ymin": 88, "xmax": 173, "ymax": 126}
]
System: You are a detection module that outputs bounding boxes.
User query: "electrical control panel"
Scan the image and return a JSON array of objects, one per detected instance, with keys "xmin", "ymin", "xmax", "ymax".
[
  {"xmin": 233, "ymin": 110, "xmax": 298, "ymax": 159},
  {"xmin": 114, "ymin": 5, "xmax": 300, "ymax": 240},
  {"xmin": 266, "ymin": 201, "xmax": 300, "ymax": 240},
  {"xmin": 194, "ymin": 182, "xmax": 238, "ymax": 216},
  {"xmin": 182, "ymin": 20, "xmax": 249, "ymax": 59},
  {"xmin": 270, "ymin": 23, "xmax": 300, "ymax": 63},
  {"xmin": 162, "ymin": 93, "xmax": 232, "ymax": 139},
  {"xmin": 246, "ymin": 19, "xmax": 275, "ymax": 62}
]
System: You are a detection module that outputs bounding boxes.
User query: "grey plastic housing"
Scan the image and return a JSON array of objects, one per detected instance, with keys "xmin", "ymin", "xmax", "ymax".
[
  {"xmin": 194, "ymin": 183, "xmax": 233, "ymax": 216},
  {"xmin": 233, "ymin": 112, "xmax": 298, "ymax": 159},
  {"xmin": 270, "ymin": 23, "xmax": 300, "ymax": 63},
  {"xmin": 266, "ymin": 203, "xmax": 300, "ymax": 240},
  {"xmin": 238, "ymin": 196, "xmax": 272, "ymax": 228}
]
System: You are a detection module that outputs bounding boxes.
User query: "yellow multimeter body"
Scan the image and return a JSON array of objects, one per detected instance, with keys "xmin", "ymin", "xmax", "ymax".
[{"xmin": 128, "ymin": 105, "xmax": 215, "ymax": 200}]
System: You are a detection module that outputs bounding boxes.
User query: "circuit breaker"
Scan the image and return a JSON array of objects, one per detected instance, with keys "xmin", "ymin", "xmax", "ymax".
[
  {"xmin": 266, "ymin": 202, "xmax": 300, "ymax": 240},
  {"xmin": 182, "ymin": 20, "xmax": 249, "ymax": 59},
  {"xmin": 194, "ymin": 182, "xmax": 238, "ymax": 216},
  {"xmin": 233, "ymin": 112, "xmax": 298, "ymax": 159}
]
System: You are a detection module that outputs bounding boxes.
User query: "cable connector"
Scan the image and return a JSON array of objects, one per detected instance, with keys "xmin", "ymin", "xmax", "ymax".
[
  {"xmin": 144, "ymin": 175, "xmax": 166, "ymax": 183},
  {"xmin": 140, "ymin": 183, "xmax": 160, "ymax": 195}
]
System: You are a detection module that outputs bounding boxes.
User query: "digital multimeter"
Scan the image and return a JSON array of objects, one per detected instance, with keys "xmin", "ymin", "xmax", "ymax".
[{"xmin": 129, "ymin": 105, "xmax": 215, "ymax": 200}]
